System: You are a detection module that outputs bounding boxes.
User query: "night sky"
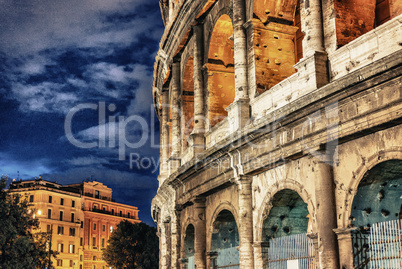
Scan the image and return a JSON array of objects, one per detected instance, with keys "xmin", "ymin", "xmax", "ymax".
[{"xmin": 0, "ymin": 0, "xmax": 164, "ymax": 225}]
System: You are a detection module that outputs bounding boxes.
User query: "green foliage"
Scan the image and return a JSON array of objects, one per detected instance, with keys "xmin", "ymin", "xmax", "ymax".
[
  {"xmin": 103, "ymin": 220, "xmax": 159, "ymax": 269},
  {"xmin": 0, "ymin": 176, "xmax": 57, "ymax": 269}
]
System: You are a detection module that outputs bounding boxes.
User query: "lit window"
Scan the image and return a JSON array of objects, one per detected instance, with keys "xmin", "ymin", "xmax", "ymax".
[
  {"xmin": 110, "ymin": 226, "xmax": 113, "ymax": 233},
  {"xmin": 58, "ymin": 243, "xmax": 64, "ymax": 253},
  {"xmin": 69, "ymin": 244, "xmax": 75, "ymax": 254}
]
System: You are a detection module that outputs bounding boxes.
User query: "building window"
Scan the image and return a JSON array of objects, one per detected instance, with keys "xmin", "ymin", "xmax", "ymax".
[
  {"xmin": 119, "ymin": 211, "xmax": 122, "ymax": 217},
  {"xmin": 59, "ymin": 211, "xmax": 63, "ymax": 221},
  {"xmin": 60, "ymin": 198, "xmax": 64, "ymax": 205},
  {"xmin": 58, "ymin": 226, "xmax": 64, "ymax": 235},
  {"xmin": 80, "ymin": 265, "xmax": 82, "ymax": 269},
  {"xmin": 102, "ymin": 206, "xmax": 106, "ymax": 211},
  {"xmin": 29, "ymin": 195, "xmax": 34, "ymax": 202},
  {"xmin": 57, "ymin": 243, "xmax": 64, "ymax": 253},
  {"xmin": 92, "ymin": 237, "xmax": 96, "ymax": 246},
  {"xmin": 69, "ymin": 244, "xmax": 75, "ymax": 254},
  {"xmin": 80, "ymin": 221, "xmax": 83, "ymax": 228},
  {"xmin": 69, "ymin": 228, "xmax": 75, "ymax": 236},
  {"xmin": 111, "ymin": 209, "xmax": 114, "ymax": 215},
  {"xmin": 110, "ymin": 226, "xmax": 113, "ymax": 233},
  {"xmin": 72, "ymin": 200, "xmax": 75, "ymax": 207},
  {"xmin": 48, "ymin": 209, "xmax": 52, "ymax": 219},
  {"xmin": 57, "ymin": 259, "xmax": 62, "ymax": 266},
  {"xmin": 93, "ymin": 223, "xmax": 96, "ymax": 230},
  {"xmin": 80, "ymin": 237, "xmax": 83, "ymax": 246},
  {"xmin": 71, "ymin": 213, "xmax": 75, "ymax": 222},
  {"xmin": 47, "ymin": 224, "xmax": 52, "ymax": 233},
  {"xmin": 93, "ymin": 256, "xmax": 96, "ymax": 261},
  {"xmin": 93, "ymin": 265, "xmax": 96, "ymax": 269},
  {"xmin": 70, "ymin": 260, "xmax": 73, "ymax": 267},
  {"xmin": 128, "ymin": 212, "xmax": 130, "ymax": 218},
  {"xmin": 49, "ymin": 196, "xmax": 52, "ymax": 203},
  {"xmin": 95, "ymin": 190, "xmax": 99, "ymax": 199},
  {"xmin": 80, "ymin": 255, "xmax": 83, "ymax": 261},
  {"xmin": 102, "ymin": 225, "xmax": 105, "ymax": 232},
  {"xmin": 101, "ymin": 238, "xmax": 105, "ymax": 248}
]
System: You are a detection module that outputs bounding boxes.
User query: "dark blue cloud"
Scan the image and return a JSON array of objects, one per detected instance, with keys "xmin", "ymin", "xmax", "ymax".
[{"xmin": 0, "ymin": 0, "xmax": 164, "ymax": 225}]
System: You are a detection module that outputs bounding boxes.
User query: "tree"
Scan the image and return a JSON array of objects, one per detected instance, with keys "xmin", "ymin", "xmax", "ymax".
[
  {"xmin": 103, "ymin": 220, "xmax": 159, "ymax": 269},
  {"xmin": 0, "ymin": 176, "xmax": 57, "ymax": 269}
]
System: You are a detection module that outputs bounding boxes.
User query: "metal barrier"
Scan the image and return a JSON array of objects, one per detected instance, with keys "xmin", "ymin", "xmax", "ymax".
[
  {"xmin": 368, "ymin": 219, "xmax": 402, "ymax": 268},
  {"xmin": 262, "ymin": 233, "xmax": 315, "ymax": 269}
]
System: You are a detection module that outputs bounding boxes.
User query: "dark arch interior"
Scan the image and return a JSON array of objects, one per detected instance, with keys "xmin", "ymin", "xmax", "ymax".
[
  {"xmin": 184, "ymin": 224, "xmax": 195, "ymax": 258},
  {"xmin": 351, "ymin": 160, "xmax": 402, "ymax": 231},
  {"xmin": 262, "ymin": 189, "xmax": 309, "ymax": 240},
  {"xmin": 211, "ymin": 209, "xmax": 239, "ymax": 250}
]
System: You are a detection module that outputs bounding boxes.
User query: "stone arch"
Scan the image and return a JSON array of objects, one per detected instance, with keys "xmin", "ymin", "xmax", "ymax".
[
  {"xmin": 209, "ymin": 201, "xmax": 239, "ymax": 231},
  {"xmin": 204, "ymin": 5, "xmax": 236, "ymax": 128},
  {"xmin": 255, "ymin": 179, "xmax": 316, "ymax": 242},
  {"xmin": 340, "ymin": 148, "xmax": 402, "ymax": 228},
  {"xmin": 183, "ymin": 223, "xmax": 195, "ymax": 263},
  {"xmin": 250, "ymin": 0, "xmax": 304, "ymax": 96}
]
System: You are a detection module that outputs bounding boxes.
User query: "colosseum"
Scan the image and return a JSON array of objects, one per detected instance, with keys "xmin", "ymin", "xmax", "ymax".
[{"xmin": 151, "ymin": 0, "xmax": 402, "ymax": 268}]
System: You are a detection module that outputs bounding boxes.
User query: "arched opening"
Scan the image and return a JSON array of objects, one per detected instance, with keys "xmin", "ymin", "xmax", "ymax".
[
  {"xmin": 253, "ymin": 0, "xmax": 304, "ymax": 95},
  {"xmin": 210, "ymin": 209, "xmax": 239, "ymax": 268},
  {"xmin": 207, "ymin": 14, "xmax": 235, "ymax": 128},
  {"xmin": 184, "ymin": 224, "xmax": 195, "ymax": 269},
  {"xmin": 182, "ymin": 57, "xmax": 195, "ymax": 151},
  {"xmin": 350, "ymin": 160, "xmax": 402, "ymax": 268},
  {"xmin": 262, "ymin": 189, "xmax": 313, "ymax": 267}
]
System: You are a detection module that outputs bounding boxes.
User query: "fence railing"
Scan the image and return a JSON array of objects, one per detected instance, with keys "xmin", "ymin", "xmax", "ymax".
[
  {"xmin": 262, "ymin": 233, "xmax": 316, "ymax": 269},
  {"xmin": 368, "ymin": 219, "xmax": 402, "ymax": 269}
]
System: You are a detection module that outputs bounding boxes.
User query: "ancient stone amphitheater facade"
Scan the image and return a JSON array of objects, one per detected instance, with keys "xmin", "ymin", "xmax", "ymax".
[{"xmin": 151, "ymin": 1, "xmax": 402, "ymax": 268}]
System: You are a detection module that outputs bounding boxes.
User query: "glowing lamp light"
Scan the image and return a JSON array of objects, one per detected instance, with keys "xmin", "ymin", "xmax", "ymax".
[{"xmin": 37, "ymin": 210, "xmax": 42, "ymax": 215}]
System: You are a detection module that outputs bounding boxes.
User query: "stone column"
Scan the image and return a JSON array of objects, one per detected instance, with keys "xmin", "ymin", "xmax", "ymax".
[
  {"xmin": 170, "ymin": 61, "xmax": 181, "ymax": 172},
  {"xmin": 188, "ymin": 24, "xmax": 206, "ymax": 155},
  {"xmin": 237, "ymin": 175, "xmax": 254, "ymax": 268},
  {"xmin": 171, "ymin": 211, "xmax": 181, "ymax": 269},
  {"xmin": 334, "ymin": 228, "xmax": 354, "ymax": 269},
  {"xmin": 252, "ymin": 242, "xmax": 266, "ymax": 269},
  {"xmin": 160, "ymin": 89, "xmax": 170, "ymax": 181},
  {"xmin": 194, "ymin": 198, "xmax": 207, "ymax": 269},
  {"xmin": 302, "ymin": 0, "xmax": 325, "ymax": 56},
  {"xmin": 307, "ymin": 233, "xmax": 319, "ymax": 268},
  {"xmin": 294, "ymin": 0, "xmax": 328, "ymax": 90},
  {"xmin": 314, "ymin": 158, "xmax": 339, "ymax": 269},
  {"xmin": 227, "ymin": 0, "xmax": 250, "ymax": 132}
]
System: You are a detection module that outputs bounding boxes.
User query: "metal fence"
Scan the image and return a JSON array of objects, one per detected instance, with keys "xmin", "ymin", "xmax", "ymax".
[
  {"xmin": 368, "ymin": 219, "xmax": 402, "ymax": 268},
  {"xmin": 262, "ymin": 233, "xmax": 315, "ymax": 269},
  {"xmin": 211, "ymin": 247, "xmax": 240, "ymax": 269}
]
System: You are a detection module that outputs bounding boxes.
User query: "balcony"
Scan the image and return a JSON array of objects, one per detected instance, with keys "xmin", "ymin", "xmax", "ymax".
[
  {"xmin": 83, "ymin": 192, "xmax": 113, "ymax": 201},
  {"xmin": 84, "ymin": 207, "xmax": 138, "ymax": 220}
]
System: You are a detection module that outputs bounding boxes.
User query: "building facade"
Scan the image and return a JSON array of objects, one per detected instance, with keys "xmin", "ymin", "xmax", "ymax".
[
  {"xmin": 9, "ymin": 179, "xmax": 140, "ymax": 269},
  {"xmin": 151, "ymin": 0, "xmax": 402, "ymax": 268}
]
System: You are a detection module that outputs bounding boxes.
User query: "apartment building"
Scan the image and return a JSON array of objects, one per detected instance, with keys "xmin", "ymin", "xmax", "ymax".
[{"xmin": 9, "ymin": 178, "xmax": 140, "ymax": 269}]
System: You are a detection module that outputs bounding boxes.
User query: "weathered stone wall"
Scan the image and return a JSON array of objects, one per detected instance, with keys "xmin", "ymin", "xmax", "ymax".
[{"xmin": 151, "ymin": 1, "xmax": 402, "ymax": 268}]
